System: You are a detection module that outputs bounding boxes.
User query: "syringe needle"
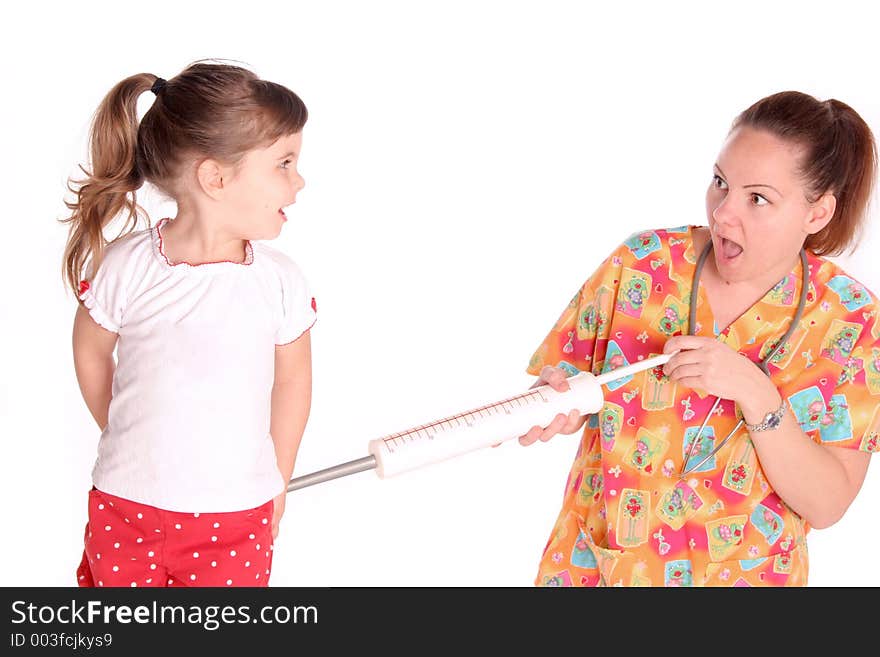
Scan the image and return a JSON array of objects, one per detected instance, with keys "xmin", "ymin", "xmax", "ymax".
[{"xmin": 287, "ymin": 455, "xmax": 377, "ymax": 492}]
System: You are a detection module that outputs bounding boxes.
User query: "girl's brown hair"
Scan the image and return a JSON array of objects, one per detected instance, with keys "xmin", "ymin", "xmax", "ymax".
[
  {"xmin": 61, "ymin": 60, "xmax": 308, "ymax": 298},
  {"xmin": 732, "ymin": 91, "xmax": 877, "ymax": 256}
]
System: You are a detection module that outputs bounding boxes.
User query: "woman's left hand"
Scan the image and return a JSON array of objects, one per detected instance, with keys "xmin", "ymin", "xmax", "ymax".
[
  {"xmin": 662, "ymin": 335, "xmax": 771, "ymax": 404},
  {"xmin": 271, "ymin": 491, "xmax": 286, "ymax": 540}
]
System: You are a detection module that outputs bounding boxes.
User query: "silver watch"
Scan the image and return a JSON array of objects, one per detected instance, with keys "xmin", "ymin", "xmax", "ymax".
[{"xmin": 744, "ymin": 399, "xmax": 787, "ymax": 433}]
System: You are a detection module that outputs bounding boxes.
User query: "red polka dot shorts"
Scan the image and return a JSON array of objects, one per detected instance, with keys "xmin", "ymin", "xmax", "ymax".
[{"xmin": 76, "ymin": 488, "xmax": 275, "ymax": 587}]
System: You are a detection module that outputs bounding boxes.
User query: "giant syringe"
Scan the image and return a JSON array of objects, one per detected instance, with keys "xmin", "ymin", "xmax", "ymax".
[{"xmin": 287, "ymin": 353, "xmax": 673, "ymax": 491}]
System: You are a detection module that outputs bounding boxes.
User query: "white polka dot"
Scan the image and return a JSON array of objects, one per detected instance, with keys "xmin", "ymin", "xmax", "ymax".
[
  {"xmin": 148, "ymin": 551, "xmax": 155, "ymax": 557},
  {"xmin": 104, "ymin": 525, "xmax": 112, "ymax": 531},
  {"xmin": 265, "ymin": 569, "xmax": 269, "ymax": 574},
  {"xmin": 213, "ymin": 522, "xmax": 220, "ymax": 529},
  {"xmin": 245, "ymin": 561, "xmax": 250, "ymax": 568},
  {"xmin": 136, "ymin": 537, "xmax": 143, "ymax": 544},
  {"xmin": 146, "ymin": 578, "xmax": 152, "ymax": 584},
  {"xmin": 88, "ymin": 531, "xmax": 92, "ymax": 538},
  {"xmin": 96, "ymin": 553, "xmax": 101, "ymax": 560},
  {"xmin": 261, "ymin": 518, "xmax": 268, "ymax": 524},
  {"xmin": 256, "ymin": 573, "xmax": 260, "ymax": 580},
  {"xmin": 137, "ymin": 513, "xmax": 143, "ymax": 519},
  {"xmin": 168, "ymin": 578, "xmax": 173, "ymax": 585},
  {"xmin": 113, "ymin": 542, "xmax": 120, "ymax": 549},
  {"xmin": 230, "ymin": 550, "xmax": 236, "ymax": 557},
  {"xmin": 150, "ymin": 564, "xmax": 156, "ymax": 570},
  {"xmin": 256, "ymin": 544, "xmax": 261, "ymax": 550},
  {"xmin": 109, "ymin": 502, "xmax": 114, "ymax": 507},
  {"xmin": 112, "ymin": 565, "xmax": 119, "ymax": 572},
  {"xmin": 249, "ymin": 534, "xmax": 255, "ymax": 540},
  {"xmin": 211, "ymin": 561, "xmax": 217, "ymax": 567},
  {"xmin": 211, "ymin": 536, "xmax": 217, "ymax": 542},
  {"xmin": 79, "ymin": 575, "xmax": 85, "ymax": 580},
  {"xmin": 98, "ymin": 504, "xmax": 104, "ymax": 510},
  {"xmin": 124, "ymin": 518, "xmax": 130, "ymax": 524},
  {"xmin": 98, "ymin": 581, "xmax": 104, "ymax": 587},
  {"xmin": 193, "ymin": 513, "xmax": 200, "ymax": 518},
  {"xmin": 154, "ymin": 529, "xmax": 161, "ymax": 533},
  {"xmin": 265, "ymin": 551, "xmax": 269, "ymax": 558},
  {"xmin": 226, "ymin": 579, "xmax": 232, "ymax": 586},
  {"xmin": 174, "ymin": 523, "xmax": 182, "ymax": 530},
  {"xmin": 130, "ymin": 582, "xmax": 137, "ymax": 587},
  {"xmin": 193, "ymin": 551, "xmax": 200, "ymax": 558},
  {"xmin": 190, "ymin": 574, "xmax": 197, "ymax": 581}
]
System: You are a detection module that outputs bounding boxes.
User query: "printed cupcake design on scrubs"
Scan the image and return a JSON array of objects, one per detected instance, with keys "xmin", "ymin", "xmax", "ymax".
[
  {"xmin": 820, "ymin": 319, "xmax": 862, "ymax": 366},
  {"xmin": 541, "ymin": 570, "xmax": 573, "ymax": 587},
  {"xmin": 827, "ymin": 275, "xmax": 872, "ymax": 311},
  {"xmin": 616, "ymin": 488, "xmax": 650, "ymax": 548},
  {"xmin": 624, "ymin": 230, "xmax": 662, "ymax": 260},
  {"xmin": 788, "ymin": 386, "xmax": 826, "ymax": 433},
  {"xmin": 599, "ymin": 403, "xmax": 623, "ymax": 452},
  {"xmin": 706, "ymin": 515, "xmax": 748, "ymax": 561},
  {"xmin": 860, "ymin": 406, "xmax": 880, "ymax": 452},
  {"xmin": 571, "ymin": 530, "xmax": 598, "ymax": 569},
  {"xmin": 617, "ymin": 268, "xmax": 652, "ymax": 318},
  {"xmin": 655, "ymin": 480, "xmax": 704, "ymax": 530},
  {"xmin": 664, "ymin": 559, "xmax": 694, "ymax": 587},
  {"xmin": 750, "ymin": 503, "xmax": 784, "ymax": 546},
  {"xmin": 628, "ymin": 428, "xmax": 669, "ymax": 474},
  {"xmin": 578, "ymin": 286, "xmax": 613, "ymax": 339},
  {"xmin": 601, "ymin": 340, "xmax": 632, "ymax": 392},
  {"xmin": 818, "ymin": 393, "xmax": 853, "ymax": 443},
  {"xmin": 575, "ymin": 468, "xmax": 603, "ymax": 506},
  {"xmin": 682, "ymin": 425, "xmax": 717, "ymax": 473}
]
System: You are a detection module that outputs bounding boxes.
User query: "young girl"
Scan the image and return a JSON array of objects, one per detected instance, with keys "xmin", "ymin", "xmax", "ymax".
[
  {"xmin": 521, "ymin": 91, "xmax": 878, "ymax": 586},
  {"xmin": 62, "ymin": 61, "xmax": 316, "ymax": 587}
]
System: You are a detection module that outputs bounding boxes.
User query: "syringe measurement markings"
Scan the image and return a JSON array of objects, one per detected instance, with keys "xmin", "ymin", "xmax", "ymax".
[{"xmin": 379, "ymin": 384, "xmax": 559, "ymax": 447}]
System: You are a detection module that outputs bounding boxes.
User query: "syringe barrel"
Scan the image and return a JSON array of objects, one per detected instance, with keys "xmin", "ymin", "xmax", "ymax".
[{"xmin": 367, "ymin": 371, "xmax": 604, "ymax": 479}]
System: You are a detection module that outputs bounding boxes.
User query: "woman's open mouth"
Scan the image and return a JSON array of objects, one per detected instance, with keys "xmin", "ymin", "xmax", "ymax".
[{"xmin": 718, "ymin": 236, "xmax": 743, "ymax": 261}]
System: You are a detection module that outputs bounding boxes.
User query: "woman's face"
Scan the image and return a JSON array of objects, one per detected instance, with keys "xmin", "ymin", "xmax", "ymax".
[{"xmin": 704, "ymin": 126, "xmax": 832, "ymax": 285}]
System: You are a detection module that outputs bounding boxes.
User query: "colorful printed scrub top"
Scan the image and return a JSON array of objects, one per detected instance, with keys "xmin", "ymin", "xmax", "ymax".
[{"xmin": 527, "ymin": 225, "xmax": 880, "ymax": 587}]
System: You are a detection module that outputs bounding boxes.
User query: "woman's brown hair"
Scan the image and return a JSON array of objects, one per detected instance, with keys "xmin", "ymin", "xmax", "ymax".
[
  {"xmin": 61, "ymin": 60, "xmax": 308, "ymax": 298},
  {"xmin": 732, "ymin": 91, "xmax": 877, "ymax": 256}
]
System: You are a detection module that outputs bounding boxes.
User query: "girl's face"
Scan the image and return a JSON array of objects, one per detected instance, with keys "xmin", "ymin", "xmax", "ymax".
[
  {"xmin": 704, "ymin": 126, "xmax": 832, "ymax": 285},
  {"xmin": 223, "ymin": 131, "xmax": 305, "ymax": 240}
]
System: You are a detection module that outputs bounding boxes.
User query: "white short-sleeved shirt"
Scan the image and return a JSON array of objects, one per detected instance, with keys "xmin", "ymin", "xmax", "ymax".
[{"xmin": 79, "ymin": 218, "xmax": 316, "ymax": 512}]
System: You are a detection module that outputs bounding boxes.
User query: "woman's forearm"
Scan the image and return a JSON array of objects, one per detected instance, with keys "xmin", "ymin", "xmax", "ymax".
[{"xmin": 740, "ymin": 383, "xmax": 862, "ymax": 528}]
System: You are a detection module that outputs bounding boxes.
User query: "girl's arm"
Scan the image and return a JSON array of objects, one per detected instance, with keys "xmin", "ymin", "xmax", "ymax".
[
  {"xmin": 270, "ymin": 330, "xmax": 313, "ymax": 492},
  {"xmin": 72, "ymin": 305, "xmax": 118, "ymax": 430}
]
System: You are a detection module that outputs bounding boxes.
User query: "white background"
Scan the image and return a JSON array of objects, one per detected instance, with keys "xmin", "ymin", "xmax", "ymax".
[{"xmin": 1, "ymin": 0, "xmax": 878, "ymax": 587}]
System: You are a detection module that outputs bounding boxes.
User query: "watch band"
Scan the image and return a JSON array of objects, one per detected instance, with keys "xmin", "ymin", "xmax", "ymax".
[{"xmin": 744, "ymin": 398, "xmax": 788, "ymax": 433}]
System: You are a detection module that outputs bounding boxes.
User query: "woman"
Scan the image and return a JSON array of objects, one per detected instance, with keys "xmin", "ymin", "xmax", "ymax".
[{"xmin": 522, "ymin": 91, "xmax": 878, "ymax": 586}]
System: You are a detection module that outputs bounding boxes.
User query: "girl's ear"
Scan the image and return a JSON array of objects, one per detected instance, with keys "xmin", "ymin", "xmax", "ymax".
[
  {"xmin": 804, "ymin": 192, "xmax": 836, "ymax": 235},
  {"xmin": 195, "ymin": 158, "xmax": 228, "ymax": 200}
]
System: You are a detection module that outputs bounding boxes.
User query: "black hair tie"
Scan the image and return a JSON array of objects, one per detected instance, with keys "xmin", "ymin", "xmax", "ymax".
[{"xmin": 151, "ymin": 77, "xmax": 167, "ymax": 95}]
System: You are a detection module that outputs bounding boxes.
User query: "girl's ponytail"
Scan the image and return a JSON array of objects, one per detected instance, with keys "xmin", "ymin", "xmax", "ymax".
[{"xmin": 61, "ymin": 74, "xmax": 156, "ymax": 299}]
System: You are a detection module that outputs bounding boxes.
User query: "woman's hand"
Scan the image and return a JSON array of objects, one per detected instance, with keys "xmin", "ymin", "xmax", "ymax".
[
  {"xmin": 271, "ymin": 491, "xmax": 286, "ymax": 540},
  {"xmin": 518, "ymin": 365, "xmax": 586, "ymax": 446},
  {"xmin": 662, "ymin": 335, "xmax": 774, "ymax": 410}
]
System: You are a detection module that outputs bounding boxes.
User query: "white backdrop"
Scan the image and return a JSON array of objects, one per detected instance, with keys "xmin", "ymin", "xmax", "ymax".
[{"xmin": 2, "ymin": 0, "xmax": 878, "ymax": 587}]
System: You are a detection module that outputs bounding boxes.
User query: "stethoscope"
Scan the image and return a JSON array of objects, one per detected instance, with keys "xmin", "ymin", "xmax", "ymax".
[{"xmin": 678, "ymin": 239, "xmax": 810, "ymax": 478}]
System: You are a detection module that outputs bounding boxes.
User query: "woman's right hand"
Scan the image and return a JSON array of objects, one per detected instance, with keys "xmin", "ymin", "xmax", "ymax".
[{"xmin": 517, "ymin": 365, "xmax": 587, "ymax": 446}]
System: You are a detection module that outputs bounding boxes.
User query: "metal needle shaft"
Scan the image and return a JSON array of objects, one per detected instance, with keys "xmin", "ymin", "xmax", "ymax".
[{"xmin": 287, "ymin": 455, "xmax": 377, "ymax": 492}]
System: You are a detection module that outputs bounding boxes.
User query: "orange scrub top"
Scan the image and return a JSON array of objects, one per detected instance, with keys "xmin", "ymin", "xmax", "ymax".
[{"xmin": 527, "ymin": 225, "xmax": 880, "ymax": 587}]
